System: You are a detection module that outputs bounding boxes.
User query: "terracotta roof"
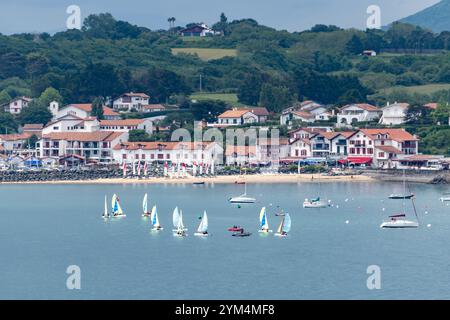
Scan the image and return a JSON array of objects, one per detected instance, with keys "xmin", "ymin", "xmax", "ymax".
[
  {"xmin": 42, "ymin": 131, "xmax": 124, "ymax": 142},
  {"xmin": 376, "ymin": 145, "xmax": 403, "ymax": 154},
  {"xmin": 292, "ymin": 111, "xmax": 314, "ymax": 119},
  {"xmin": 359, "ymin": 128, "xmax": 418, "ymax": 142},
  {"xmin": 248, "ymin": 107, "xmax": 269, "ymax": 116},
  {"xmin": 100, "ymin": 119, "xmax": 145, "ymax": 126},
  {"xmin": 23, "ymin": 124, "xmax": 44, "ymax": 130},
  {"xmin": 0, "ymin": 133, "xmax": 32, "ymax": 141},
  {"xmin": 142, "ymin": 104, "xmax": 165, "ymax": 110},
  {"xmin": 66, "ymin": 104, "xmax": 119, "ymax": 116},
  {"xmin": 114, "ymin": 141, "xmax": 217, "ymax": 151},
  {"xmin": 424, "ymin": 103, "xmax": 438, "ymax": 110},
  {"xmin": 336, "ymin": 131, "xmax": 355, "ymax": 138},
  {"xmin": 395, "ymin": 155, "xmax": 442, "ymax": 162},
  {"xmin": 342, "ymin": 103, "xmax": 379, "ymax": 112},
  {"xmin": 225, "ymin": 145, "xmax": 257, "ymax": 156},
  {"xmin": 318, "ymin": 132, "xmax": 340, "ymax": 140},
  {"xmin": 218, "ymin": 109, "xmax": 253, "ymax": 118},
  {"xmin": 120, "ymin": 92, "xmax": 150, "ymax": 99}
]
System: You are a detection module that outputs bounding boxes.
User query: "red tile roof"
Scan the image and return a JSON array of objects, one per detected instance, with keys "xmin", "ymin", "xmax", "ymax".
[
  {"xmin": 42, "ymin": 131, "xmax": 124, "ymax": 142},
  {"xmin": 68, "ymin": 104, "xmax": 119, "ymax": 116},
  {"xmin": 342, "ymin": 103, "xmax": 379, "ymax": 112},
  {"xmin": 120, "ymin": 92, "xmax": 150, "ymax": 99},
  {"xmin": 114, "ymin": 141, "xmax": 216, "ymax": 151},
  {"xmin": 292, "ymin": 111, "xmax": 314, "ymax": 119},
  {"xmin": 424, "ymin": 103, "xmax": 438, "ymax": 110},
  {"xmin": 100, "ymin": 119, "xmax": 145, "ymax": 126},
  {"xmin": 0, "ymin": 133, "xmax": 32, "ymax": 141},
  {"xmin": 376, "ymin": 145, "xmax": 403, "ymax": 154},
  {"xmin": 359, "ymin": 128, "xmax": 418, "ymax": 142}
]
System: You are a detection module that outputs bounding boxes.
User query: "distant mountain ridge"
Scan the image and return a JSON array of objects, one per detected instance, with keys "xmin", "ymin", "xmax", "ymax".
[{"xmin": 399, "ymin": 0, "xmax": 450, "ymax": 32}]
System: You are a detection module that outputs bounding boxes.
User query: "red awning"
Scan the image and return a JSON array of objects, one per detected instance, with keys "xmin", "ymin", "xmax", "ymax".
[{"xmin": 338, "ymin": 157, "xmax": 372, "ymax": 165}]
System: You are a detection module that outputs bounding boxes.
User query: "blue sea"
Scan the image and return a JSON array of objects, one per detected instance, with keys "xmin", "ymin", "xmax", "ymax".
[{"xmin": 0, "ymin": 181, "xmax": 449, "ymax": 299}]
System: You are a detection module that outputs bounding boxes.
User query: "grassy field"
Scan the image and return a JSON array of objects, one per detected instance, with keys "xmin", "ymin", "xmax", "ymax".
[
  {"xmin": 380, "ymin": 83, "xmax": 450, "ymax": 95},
  {"xmin": 190, "ymin": 92, "xmax": 248, "ymax": 106},
  {"xmin": 171, "ymin": 48, "xmax": 238, "ymax": 61}
]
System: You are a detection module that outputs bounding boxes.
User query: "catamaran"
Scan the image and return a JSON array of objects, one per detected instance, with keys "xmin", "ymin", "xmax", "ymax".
[
  {"xmin": 229, "ymin": 183, "xmax": 256, "ymax": 203},
  {"xmin": 381, "ymin": 174, "xmax": 419, "ymax": 229},
  {"xmin": 111, "ymin": 194, "xmax": 126, "ymax": 218},
  {"xmin": 142, "ymin": 193, "xmax": 151, "ymax": 217},
  {"xmin": 102, "ymin": 195, "xmax": 110, "ymax": 219},
  {"xmin": 303, "ymin": 197, "xmax": 330, "ymax": 208},
  {"xmin": 173, "ymin": 209, "xmax": 187, "ymax": 237},
  {"xmin": 258, "ymin": 207, "xmax": 272, "ymax": 233},
  {"xmin": 274, "ymin": 213, "xmax": 292, "ymax": 237},
  {"xmin": 150, "ymin": 206, "xmax": 163, "ymax": 231},
  {"xmin": 194, "ymin": 211, "xmax": 209, "ymax": 237}
]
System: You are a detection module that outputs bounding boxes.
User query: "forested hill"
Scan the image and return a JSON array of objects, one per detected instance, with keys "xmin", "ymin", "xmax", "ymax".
[
  {"xmin": 399, "ymin": 0, "xmax": 450, "ymax": 33},
  {"xmin": 1, "ymin": 13, "xmax": 450, "ymax": 112}
]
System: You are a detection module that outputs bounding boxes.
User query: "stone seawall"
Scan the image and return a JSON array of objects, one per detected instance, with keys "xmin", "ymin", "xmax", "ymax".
[{"xmin": 366, "ymin": 170, "xmax": 450, "ymax": 184}]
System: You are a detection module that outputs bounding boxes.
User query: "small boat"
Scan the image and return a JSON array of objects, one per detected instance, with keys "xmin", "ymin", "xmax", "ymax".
[
  {"xmin": 111, "ymin": 194, "xmax": 126, "ymax": 218},
  {"xmin": 380, "ymin": 214, "xmax": 419, "ymax": 228},
  {"xmin": 258, "ymin": 207, "xmax": 272, "ymax": 233},
  {"xmin": 173, "ymin": 209, "xmax": 187, "ymax": 237},
  {"xmin": 102, "ymin": 195, "xmax": 110, "ymax": 219},
  {"xmin": 232, "ymin": 230, "xmax": 252, "ymax": 237},
  {"xmin": 235, "ymin": 181, "xmax": 246, "ymax": 185},
  {"xmin": 228, "ymin": 226, "xmax": 243, "ymax": 232},
  {"xmin": 303, "ymin": 197, "xmax": 329, "ymax": 208},
  {"xmin": 193, "ymin": 181, "xmax": 205, "ymax": 185},
  {"xmin": 389, "ymin": 194, "xmax": 414, "ymax": 200},
  {"xmin": 275, "ymin": 212, "xmax": 285, "ymax": 217},
  {"xmin": 275, "ymin": 213, "xmax": 292, "ymax": 237},
  {"xmin": 150, "ymin": 206, "xmax": 163, "ymax": 231},
  {"xmin": 440, "ymin": 193, "xmax": 450, "ymax": 202},
  {"xmin": 172, "ymin": 207, "xmax": 188, "ymax": 231},
  {"xmin": 194, "ymin": 211, "xmax": 209, "ymax": 237},
  {"xmin": 142, "ymin": 193, "xmax": 151, "ymax": 217},
  {"xmin": 229, "ymin": 183, "xmax": 256, "ymax": 203}
]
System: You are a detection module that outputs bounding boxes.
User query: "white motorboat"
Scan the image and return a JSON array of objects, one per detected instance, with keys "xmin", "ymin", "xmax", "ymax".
[
  {"xmin": 303, "ymin": 198, "xmax": 329, "ymax": 208},
  {"xmin": 380, "ymin": 214, "xmax": 419, "ymax": 228}
]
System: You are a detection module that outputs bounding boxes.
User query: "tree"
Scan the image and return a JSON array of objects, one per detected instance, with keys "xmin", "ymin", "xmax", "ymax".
[
  {"xmin": 23, "ymin": 134, "xmax": 39, "ymax": 149},
  {"xmin": 38, "ymin": 87, "xmax": 63, "ymax": 107},
  {"xmin": 190, "ymin": 100, "xmax": 227, "ymax": 122},
  {"xmin": 91, "ymin": 97, "xmax": 105, "ymax": 120},
  {"xmin": 237, "ymin": 73, "xmax": 263, "ymax": 106},
  {"xmin": 18, "ymin": 101, "xmax": 53, "ymax": 125},
  {"xmin": 129, "ymin": 129, "xmax": 152, "ymax": 142},
  {"xmin": 0, "ymin": 112, "xmax": 19, "ymax": 133},
  {"xmin": 259, "ymin": 84, "xmax": 296, "ymax": 113},
  {"xmin": 431, "ymin": 102, "xmax": 450, "ymax": 125},
  {"xmin": 346, "ymin": 35, "xmax": 364, "ymax": 55},
  {"xmin": 0, "ymin": 90, "xmax": 12, "ymax": 105}
]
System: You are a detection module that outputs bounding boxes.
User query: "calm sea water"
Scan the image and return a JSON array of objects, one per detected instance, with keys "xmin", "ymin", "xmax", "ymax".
[{"xmin": 0, "ymin": 181, "xmax": 449, "ymax": 300}]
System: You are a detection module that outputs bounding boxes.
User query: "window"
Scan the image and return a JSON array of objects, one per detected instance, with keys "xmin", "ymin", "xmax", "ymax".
[
  {"xmin": 378, "ymin": 152, "xmax": 385, "ymax": 158},
  {"xmin": 368, "ymin": 148, "xmax": 373, "ymax": 154},
  {"xmin": 157, "ymin": 154, "xmax": 163, "ymax": 159},
  {"xmin": 350, "ymin": 148, "xmax": 355, "ymax": 154},
  {"xmin": 135, "ymin": 154, "xmax": 139, "ymax": 159},
  {"xmin": 141, "ymin": 154, "xmax": 146, "ymax": 160},
  {"xmin": 151, "ymin": 154, "xmax": 154, "ymax": 159},
  {"xmin": 166, "ymin": 154, "xmax": 170, "ymax": 159},
  {"xmin": 301, "ymin": 150, "xmax": 307, "ymax": 156},
  {"xmin": 122, "ymin": 154, "xmax": 127, "ymax": 159}
]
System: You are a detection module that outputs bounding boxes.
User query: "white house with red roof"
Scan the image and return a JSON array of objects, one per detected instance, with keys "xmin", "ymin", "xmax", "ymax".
[
  {"xmin": 113, "ymin": 93, "xmax": 150, "ymax": 112},
  {"xmin": 216, "ymin": 108, "xmax": 259, "ymax": 127},
  {"xmin": 37, "ymin": 131, "xmax": 127, "ymax": 163},
  {"xmin": 2, "ymin": 96, "xmax": 32, "ymax": 114},
  {"xmin": 57, "ymin": 103, "xmax": 121, "ymax": 120},
  {"xmin": 379, "ymin": 102, "xmax": 410, "ymax": 126},
  {"xmin": 113, "ymin": 141, "xmax": 223, "ymax": 166},
  {"xmin": 99, "ymin": 119, "xmax": 154, "ymax": 134},
  {"xmin": 337, "ymin": 103, "xmax": 382, "ymax": 127}
]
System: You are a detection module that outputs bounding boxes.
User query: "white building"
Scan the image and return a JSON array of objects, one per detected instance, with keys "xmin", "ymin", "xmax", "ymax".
[
  {"xmin": 216, "ymin": 109, "xmax": 259, "ymax": 127},
  {"xmin": 379, "ymin": 102, "xmax": 409, "ymax": 126},
  {"xmin": 113, "ymin": 141, "xmax": 223, "ymax": 166},
  {"xmin": 113, "ymin": 93, "xmax": 150, "ymax": 112},
  {"xmin": 99, "ymin": 119, "xmax": 154, "ymax": 134},
  {"xmin": 337, "ymin": 103, "xmax": 381, "ymax": 127},
  {"xmin": 37, "ymin": 131, "xmax": 127, "ymax": 163},
  {"xmin": 2, "ymin": 97, "xmax": 32, "ymax": 114},
  {"xmin": 56, "ymin": 103, "xmax": 121, "ymax": 120}
]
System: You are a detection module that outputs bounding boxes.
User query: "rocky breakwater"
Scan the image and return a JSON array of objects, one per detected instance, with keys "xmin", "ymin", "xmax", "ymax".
[
  {"xmin": 0, "ymin": 168, "xmax": 123, "ymax": 183},
  {"xmin": 366, "ymin": 169, "xmax": 450, "ymax": 184}
]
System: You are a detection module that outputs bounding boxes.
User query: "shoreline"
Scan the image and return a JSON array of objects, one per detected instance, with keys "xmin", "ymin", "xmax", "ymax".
[{"xmin": 0, "ymin": 174, "xmax": 374, "ymax": 185}]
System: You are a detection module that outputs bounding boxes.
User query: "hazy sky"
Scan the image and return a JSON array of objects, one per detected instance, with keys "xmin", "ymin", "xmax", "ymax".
[{"xmin": 0, "ymin": 0, "xmax": 441, "ymax": 34}]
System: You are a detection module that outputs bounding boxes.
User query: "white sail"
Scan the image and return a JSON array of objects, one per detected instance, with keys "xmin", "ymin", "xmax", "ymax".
[
  {"xmin": 143, "ymin": 193, "xmax": 148, "ymax": 214},
  {"xmin": 283, "ymin": 213, "xmax": 291, "ymax": 233},
  {"xmin": 104, "ymin": 195, "xmax": 108, "ymax": 217},
  {"xmin": 151, "ymin": 206, "xmax": 160, "ymax": 227},
  {"xmin": 172, "ymin": 206, "xmax": 180, "ymax": 228},
  {"xmin": 276, "ymin": 217, "xmax": 283, "ymax": 234},
  {"xmin": 259, "ymin": 207, "xmax": 269, "ymax": 231},
  {"xmin": 197, "ymin": 211, "xmax": 208, "ymax": 233},
  {"xmin": 180, "ymin": 210, "xmax": 185, "ymax": 230}
]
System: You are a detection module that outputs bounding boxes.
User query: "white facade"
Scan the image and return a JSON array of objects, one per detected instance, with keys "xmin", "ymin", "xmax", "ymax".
[
  {"xmin": 3, "ymin": 97, "xmax": 32, "ymax": 114},
  {"xmin": 99, "ymin": 119, "xmax": 154, "ymax": 134},
  {"xmin": 113, "ymin": 93, "xmax": 150, "ymax": 112},
  {"xmin": 379, "ymin": 103, "xmax": 409, "ymax": 126},
  {"xmin": 337, "ymin": 104, "xmax": 381, "ymax": 127}
]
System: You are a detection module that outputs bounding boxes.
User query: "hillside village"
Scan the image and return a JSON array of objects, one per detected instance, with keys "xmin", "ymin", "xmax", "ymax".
[{"xmin": 0, "ymin": 91, "xmax": 448, "ymax": 175}]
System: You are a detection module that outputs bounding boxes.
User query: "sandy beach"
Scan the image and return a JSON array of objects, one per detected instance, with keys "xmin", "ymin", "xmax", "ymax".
[{"xmin": 1, "ymin": 173, "xmax": 374, "ymax": 185}]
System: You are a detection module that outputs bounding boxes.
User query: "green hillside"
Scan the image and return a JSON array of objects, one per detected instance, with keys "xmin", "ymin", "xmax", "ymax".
[{"xmin": 399, "ymin": 0, "xmax": 450, "ymax": 32}]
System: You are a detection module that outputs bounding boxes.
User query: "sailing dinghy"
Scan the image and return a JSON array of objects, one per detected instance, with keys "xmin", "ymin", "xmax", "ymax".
[
  {"xmin": 173, "ymin": 209, "xmax": 187, "ymax": 237},
  {"xmin": 150, "ymin": 206, "xmax": 163, "ymax": 231},
  {"xmin": 111, "ymin": 194, "xmax": 126, "ymax": 218},
  {"xmin": 142, "ymin": 193, "xmax": 151, "ymax": 217},
  {"xmin": 258, "ymin": 207, "xmax": 272, "ymax": 233},
  {"xmin": 172, "ymin": 206, "xmax": 188, "ymax": 231},
  {"xmin": 102, "ymin": 195, "xmax": 110, "ymax": 219},
  {"xmin": 194, "ymin": 211, "xmax": 209, "ymax": 237},
  {"xmin": 274, "ymin": 213, "xmax": 291, "ymax": 237},
  {"xmin": 229, "ymin": 183, "xmax": 256, "ymax": 203}
]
